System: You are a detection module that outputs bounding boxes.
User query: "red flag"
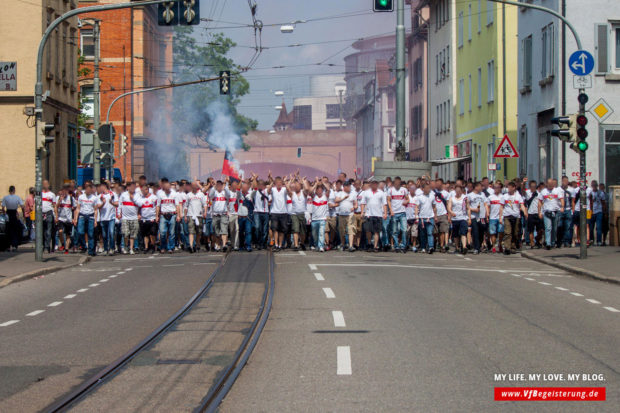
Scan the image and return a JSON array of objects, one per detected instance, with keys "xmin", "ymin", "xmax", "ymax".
[{"xmin": 222, "ymin": 150, "xmax": 240, "ymax": 180}]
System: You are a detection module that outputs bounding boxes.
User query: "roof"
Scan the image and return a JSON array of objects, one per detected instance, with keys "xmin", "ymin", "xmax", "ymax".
[{"xmin": 274, "ymin": 101, "xmax": 293, "ymax": 126}]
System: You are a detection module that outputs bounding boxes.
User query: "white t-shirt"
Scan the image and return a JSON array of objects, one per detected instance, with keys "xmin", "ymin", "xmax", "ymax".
[
  {"xmin": 77, "ymin": 193, "xmax": 101, "ymax": 216},
  {"xmin": 488, "ymin": 194, "xmax": 503, "ymax": 220},
  {"xmin": 311, "ymin": 194, "xmax": 329, "ymax": 221},
  {"xmin": 56, "ymin": 195, "xmax": 74, "ymax": 223},
  {"xmin": 291, "ymin": 191, "xmax": 307, "ymax": 214},
  {"xmin": 502, "ymin": 192, "xmax": 524, "ymax": 218},
  {"xmin": 450, "ymin": 195, "xmax": 468, "ymax": 221},
  {"xmin": 574, "ymin": 187, "xmax": 592, "ymax": 212},
  {"xmin": 176, "ymin": 191, "xmax": 188, "ymax": 213},
  {"xmin": 228, "ymin": 190, "xmax": 240, "ymax": 215},
  {"xmin": 433, "ymin": 190, "xmax": 449, "ymax": 217},
  {"xmin": 99, "ymin": 192, "xmax": 118, "ymax": 222},
  {"xmin": 336, "ymin": 190, "xmax": 355, "ymax": 216},
  {"xmin": 118, "ymin": 191, "xmax": 139, "ymax": 221},
  {"xmin": 209, "ymin": 188, "xmax": 230, "ymax": 215},
  {"xmin": 405, "ymin": 194, "xmax": 416, "ymax": 220},
  {"xmin": 270, "ymin": 187, "xmax": 288, "ymax": 214},
  {"xmin": 327, "ymin": 191, "xmax": 337, "ymax": 217},
  {"xmin": 525, "ymin": 189, "xmax": 540, "ymax": 215},
  {"xmin": 387, "ymin": 186, "xmax": 408, "ymax": 214},
  {"xmin": 42, "ymin": 190, "xmax": 56, "ymax": 214},
  {"xmin": 185, "ymin": 191, "xmax": 207, "ymax": 218},
  {"xmin": 414, "ymin": 192, "xmax": 435, "ymax": 219},
  {"xmin": 252, "ymin": 189, "xmax": 269, "ymax": 213},
  {"xmin": 158, "ymin": 190, "xmax": 179, "ymax": 214},
  {"xmin": 136, "ymin": 193, "xmax": 158, "ymax": 221},
  {"xmin": 360, "ymin": 189, "xmax": 387, "ymax": 218},
  {"xmin": 540, "ymin": 187, "xmax": 564, "ymax": 213},
  {"xmin": 467, "ymin": 192, "xmax": 486, "ymax": 219}
]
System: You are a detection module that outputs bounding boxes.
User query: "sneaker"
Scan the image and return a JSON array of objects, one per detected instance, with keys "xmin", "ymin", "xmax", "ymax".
[
  {"xmin": 160, "ymin": 249, "xmax": 166, "ymax": 254},
  {"xmin": 122, "ymin": 248, "xmax": 128, "ymax": 255},
  {"xmin": 246, "ymin": 247, "xmax": 252, "ymax": 252},
  {"xmin": 428, "ymin": 248, "xmax": 434, "ymax": 254},
  {"xmin": 492, "ymin": 247, "xmax": 497, "ymax": 253},
  {"xmin": 412, "ymin": 246, "xmax": 418, "ymax": 253},
  {"xmin": 222, "ymin": 246, "xmax": 228, "ymax": 252},
  {"xmin": 348, "ymin": 246, "xmax": 356, "ymax": 252},
  {"xmin": 473, "ymin": 250, "xmax": 480, "ymax": 255},
  {"xmin": 421, "ymin": 249, "xmax": 426, "ymax": 254},
  {"xmin": 300, "ymin": 244, "xmax": 306, "ymax": 251},
  {"xmin": 64, "ymin": 249, "xmax": 69, "ymax": 255},
  {"xmin": 310, "ymin": 246, "xmax": 316, "ymax": 251},
  {"xmin": 319, "ymin": 247, "xmax": 325, "ymax": 252},
  {"xmin": 129, "ymin": 249, "xmax": 135, "ymax": 255}
]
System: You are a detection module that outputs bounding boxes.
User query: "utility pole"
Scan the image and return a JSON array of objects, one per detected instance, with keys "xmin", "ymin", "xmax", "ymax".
[
  {"xmin": 93, "ymin": 20, "xmax": 101, "ymax": 184},
  {"xmin": 394, "ymin": 0, "xmax": 406, "ymax": 161}
]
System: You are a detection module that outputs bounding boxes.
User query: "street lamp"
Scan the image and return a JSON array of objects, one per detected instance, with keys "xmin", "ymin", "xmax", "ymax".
[
  {"xmin": 275, "ymin": 105, "xmax": 283, "ymax": 110},
  {"xmin": 280, "ymin": 20, "xmax": 305, "ymax": 33},
  {"xmin": 274, "ymin": 91, "xmax": 284, "ymax": 96}
]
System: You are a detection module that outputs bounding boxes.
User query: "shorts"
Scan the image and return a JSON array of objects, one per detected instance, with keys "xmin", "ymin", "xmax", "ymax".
[
  {"xmin": 435, "ymin": 214, "xmax": 449, "ymax": 233},
  {"xmin": 488, "ymin": 219, "xmax": 504, "ymax": 235},
  {"xmin": 572, "ymin": 211, "xmax": 581, "ymax": 226},
  {"xmin": 212, "ymin": 215, "xmax": 229, "ymax": 236},
  {"xmin": 326, "ymin": 216, "xmax": 337, "ymax": 233},
  {"xmin": 203, "ymin": 218, "xmax": 214, "ymax": 236},
  {"xmin": 291, "ymin": 213, "xmax": 306, "ymax": 235},
  {"xmin": 56, "ymin": 221, "xmax": 73, "ymax": 234},
  {"xmin": 364, "ymin": 216, "xmax": 382, "ymax": 234},
  {"xmin": 453, "ymin": 220, "xmax": 468, "ymax": 237},
  {"xmin": 270, "ymin": 213, "xmax": 289, "ymax": 233},
  {"xmin": 140, "ymin": 220, "xmax": 158, "ymax": 237},
  {"xmin": 348, "ymin": 214, "xmax": 362, "ymax": 236},
  {"xmin": 527, "ymin": 215, "xmax": 543, "ymax": 233},
  {"xmin": 121, "ymin": 219, "xmax": 139, "ymax": 238},
  {"xmin": 407, "ymin": 219, "xmax": 418, "ymax": 237},
  {"xmin": 187, "ymin": 217, "xmax": 203, "ymax": 235}
]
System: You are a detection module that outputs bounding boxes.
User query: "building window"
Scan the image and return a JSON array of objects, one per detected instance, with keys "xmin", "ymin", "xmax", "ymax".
[
  {"xmin": 458, "ymin": 12, "xmax": 464, "ymax": 47},
  {"xmin": 478, "ymin": 0, "xmax": 482, "ymax": 33},
  {"xmin": 436, "ymin": 105, "xmax": 440, "ymax": 134},
  {"xmin": 459, "ymin": 78, "xmax": 465, "ymax": 115},
  {"xmin": 62, "ymin": 24, "xmax": 67, "ymax": 82},
  {"xmin": 487, "ymin": 60, "xmax": 495, "ymax": 102},
  {"xmin": 55, "ymin": 19, "xmax": 61, "ymax": 78},
  {"xmin": 522, "ymin": 35, "xmax": 533, "ymax": 89},
  {"xmin": 538, "ymin": 131, "xmax": 551, "ymax": 180},
  {"xmin": 486, "ymin": 0, "xmax": 494, "ymax": 26},
  {"xmin": 81, "ymin": 85, "xmax": 94, "ymax": 118},
  {"xmin": 326, "ymin": 104, "xmax": 340, "ymax": 119},
  {"xmin": 615, "ymin": 25, "xmax": 620, "ymax": 71},
  {"xmin": 477, "ymin": 67, "xmax": 482, "ymax": 107},
  {"xmin": 80, "ymin": 29, "xmax": 94, "ymax": 58},
  {"xmin": 541, "ymin": 23, "xmax": 555, "ymax": 79},
  {"xmin": 439, "ymin": 50, "xmax": 444, "ymax": 80},
  {"xmin": 293, "ymin": 105, "xmax": 312, "ymax": 130},
  {"xmin": 70, "ymin": 28, "xmax": 76, "ymax": 85},
  {"xmin": 595, "ymin": 23, "xmax": 609, "ymax": 74},
  {"xmin": 435, "ymin": 54, "xmax": 439, "ymax": 83},
  {"xmin": 468, "ymin": 4, "xmax": 472, "ymax": 41},
  {"xmin": 468, "ymin": 74, "xmax": 472, "ymax": 112},
  {"xmin": 447, "ymin": 99, "xmax": 451, "ymax": 130},
  {"xmin": 446, "ymin": 45, "xmax": 450, "ymax": 77}
]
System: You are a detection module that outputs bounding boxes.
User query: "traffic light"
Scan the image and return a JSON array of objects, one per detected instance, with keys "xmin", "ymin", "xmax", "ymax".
[
  {"xmin": 572, "ymin": 114, "xmax": 589, "ymax": 153},
  {"xmin": 37, "ymin": 122, "xmax": 55, "ymax": 149},
  {"xmin": 220, "ymin": 71, "xmax": 230, "ymax": 95},
  {"xmin": 158, "ymin": 1, "xmax": 179, "ymax": 25},
  {"xmin": 98, "ymin": 124, "xmax": 116, "ymax": 157},
  {"xmin": 180, "ymin": 0, "xmax": 200, "ymax": 25},
  {"xmin": 550, "ymin": 115, "xmax": 574, "ymax": 143},
  {"xmin": 120, "ymin": 134, "xmax": 128, "ymax": 156},
  {"xmin": 373, "ymin": 0, "xmax": 393, "ymax": 12},
  {"xmin": 297, "ymin": 147, "xmax": 302, "ymax": 158}
]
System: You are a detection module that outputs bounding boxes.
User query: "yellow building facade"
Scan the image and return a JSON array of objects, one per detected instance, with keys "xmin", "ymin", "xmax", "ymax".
[
  {"xmin": 0, "ymin": 0, "xmax": 79, "ymax": 197},
  {"xmin": 454, "ymin": 0, "xmax": 518, "ymax": 181}
]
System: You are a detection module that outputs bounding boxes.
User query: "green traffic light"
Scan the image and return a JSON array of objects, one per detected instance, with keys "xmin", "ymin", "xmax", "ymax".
[
  {"xmin": 578, "ymin": 141, "xmax": 588, "ymax": 151},
  {"xmin": 379, "ymin": 0, "xmax": 388, "ymax": 5}
]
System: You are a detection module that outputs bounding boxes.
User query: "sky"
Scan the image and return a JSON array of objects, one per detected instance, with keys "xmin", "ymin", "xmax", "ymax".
[{"xmin": 194, "ymin": 0, "xmax": 409, "ymax": 129}]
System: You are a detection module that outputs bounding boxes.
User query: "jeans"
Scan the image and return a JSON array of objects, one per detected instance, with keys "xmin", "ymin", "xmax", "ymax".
[
  {"xmin": 543, "ymin": 212, "xmax": 559, "ymax": 247},
  {"xmin": 558, "ymin": 210, "xmax": 573, "ymax": 245},
  {"xmin": 381, "ymin": 216, "xmax": 392, "ymax": 247},
  {"xmin": 159, "ymin": 214, "xmax": 176, "ymax": 251},
  {"xmin": 420, "ymin": 218, "xmax": 434, "ymax": 250},
  {"xmin": 238, "ymin": 216, "xmax": 253, "ymax": 249},
  {"xmin": 590, "ymin": 212, "xmax": 603, "ymax": 244},
  {"xmin": 391, "ymin": 213, "xmax": 408, "ymax": 249},
  {"xmin": 42, "ymin": 212, "xmax": 54, "ymax": 252},
  {"xmin": 77, "ymin": 215, "xmax": 95, "ymax": 255},
  {"xmin": 229, "ymin": 214, "xmax": 239, "ymax": 248},
  {"xmin": 471, "ymin": 218, "xmax": 483, "ymax": 251},
  {"xmin": 100, "ymin": 220, "xmax": 115, "ymax": 251},
  {"xmin": 254, "ymin": 212, "xmax": 269, "ymax": 247},
  {"xmin": 311, "ymin": 220, "xmax": 326, "ymax": 250}
]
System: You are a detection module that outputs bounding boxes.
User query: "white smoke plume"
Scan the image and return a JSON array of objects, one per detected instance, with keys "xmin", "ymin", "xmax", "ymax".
[{"xmin": 206, "ymin": 100, "xmax": 245, "ymax": 179}]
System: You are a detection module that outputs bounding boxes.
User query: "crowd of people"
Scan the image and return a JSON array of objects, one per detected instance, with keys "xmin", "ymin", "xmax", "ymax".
[{"xmin": 0, "ymin": 172, "xmax": 611, "ymax": 256}]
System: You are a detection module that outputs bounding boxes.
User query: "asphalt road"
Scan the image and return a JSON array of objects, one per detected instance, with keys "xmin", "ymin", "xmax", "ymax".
[
  {"xmin": 0, "ymin": 252, "xmax": 223, "ymax": 413},
  {"xmin": 221, "ymin": 251, "xmax": 620, "ymax": 412}
]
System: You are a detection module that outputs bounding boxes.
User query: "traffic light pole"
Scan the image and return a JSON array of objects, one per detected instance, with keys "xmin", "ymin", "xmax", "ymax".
[
  {"xmin": 93, "ymin": 20, "xmax": 101, "ymax": 185},
  {"xmin": 489, "ymin": 0, "xmax": 587, "ymax": 258},
  {"xmin": 33, "ymin": 0, "xmax": 179, "ymax": 261},
  {"xmin": 394, "ymin": 0, "xmax": 406, "ymax": 161}
]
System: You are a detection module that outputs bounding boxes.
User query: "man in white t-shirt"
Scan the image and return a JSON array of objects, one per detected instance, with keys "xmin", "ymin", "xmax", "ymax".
[
  {"xmin": 414, "ymin": 183, "xmax": 437, "ymax": 253},
  {"xmin": 501, "ymin": 181, "xmax": 527, "ymax": 254},
  {"xmin": 209, "ymin": 180, "xmax": 230, "ymax": 252},
  {"xmin": 119, "ymin": 181, "xmax": 140, "ymax": 254},
  {"xmin": 334, "ymin": 181, "xmax": 357, "ymax": 251},
  {"xmin": 53, "ymin": 185, "xmax": 74, "ymax": 254},
  {"xmin": 73, "ymin": 182, "xmax": 102, "ymax": 256},
  {"xmin": 589, "ymin": 180, "xmax": 607, "ymax": 246},
  {"xmin": 157, "ymin": 178, "xmax": 180, "ymax": 254},
  {"xmin": 538, "ymin": 178, "xmax": 565, "ymax": 249},
  {"xmin": 360, "ymin": 179, "xmax": 387, "ymax": 252},
  {"xmin": 268, "ymin": 176, "xmax": 289, "ymax": 251},
  {"xmin": 387, "ymin": 177, "xmax": 409, "ymax": 252},
  {"xmin": 97, "ymin": 182, "xmax": 119, "ymax": 256},
  {"xmin": 288, "ymin": 180, "xmax": 308, "ymax": 251},
  {"xmin": 135, "ymin": 185, "xmax": 158, "ymax": 253},
  {"xmin": 41, "ymin": 180, "xmax": 56, "ymax": 253},
  {"xmin": 184, "ymin": 182, "xmax": 207, "ymax": 253},
  {"xmin": 467, "ymin": 182, "xmax": 488, "ymax": 254}
]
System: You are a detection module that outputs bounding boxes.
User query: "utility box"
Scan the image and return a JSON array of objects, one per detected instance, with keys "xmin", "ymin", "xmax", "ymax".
[{"xmin": 609, "ymin": 185, "xmax": 620, "ymax": 246}]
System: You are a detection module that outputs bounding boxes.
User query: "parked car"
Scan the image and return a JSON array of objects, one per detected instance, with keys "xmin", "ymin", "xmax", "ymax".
[{"xmin": 0, "ymin": 212, "xmax": 9, "ymax": 251}]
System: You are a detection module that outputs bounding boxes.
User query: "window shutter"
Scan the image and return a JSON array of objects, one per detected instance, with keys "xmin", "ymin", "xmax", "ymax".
[{"xmin": 595, "ymin": 23, "xmax": 609, "ymax": 74}]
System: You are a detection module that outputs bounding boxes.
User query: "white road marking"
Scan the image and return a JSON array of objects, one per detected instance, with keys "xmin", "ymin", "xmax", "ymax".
[
  {"xmin": 64, "ymin": 294, "xmax": 77, "ymax": 299},
  {"xmin": 314, "ymin": 273, "xmax": 325, "ymax": 281},
  {"xmin": 163, "ymin": 264, "xmax": 184, "ymax": 267},
  {"xmin": 570, "ymin": 292, "xmax": 584, "ymax": 297},
  {"xmin": 332, "ymin": 311, "xmax": 346, "ymax": 327},
  {"xmin": 511, "ymin": 274, "xmax": 522, "ymax": 277},
  {"xmin": 538, "ymin": 282, "xmax": 552, "ymax": 285},
  {"xmin": 298, "ymin": 250, "xmax": 306, "ymax": 256},
  {"xmin": 89, "ymin": 283, "xmax": 100, "ymax": 287},
  {"xmin": 99, "ymin": 279, "xmax": 109, "ymax": 283},
  {"xmin": 554, "ymin": 287, "xmax": 569, "ymax": 291},
  {"xmin": 193, "ymin": 262, "xmax": 217, "ymax": 265},
  {"xmin": 126, "ymin": 268, "xmax": 133, "ymax": 271},
  {"xmin": 337, "ymin": 346, "xmax": 352, "ymax": 375},
  {"xmin": 77, "ymin": 288, "xmax": 89, "ymax": 293},
  {"xmin": 48, "ymin": 301, "xmax": 63, "ymax": 307},
  {"xmin": 464, "ymin": 257, "xmax": 472, "ymax": 261},
  {"xmin": 525, "ymin": 278, "xmax": 535, "ymax": 281},
  {"xmin": 312, "ymin": 263, "xmax": 558, "ymax": 273},
  {"xmin": 116, "ymin": 272, "xmax": 125, "ymax": 275},
  {"xmin": 323, "ymin": 288, "xmax": 335, "ymax": 299},
  {"xmin": 309, "ymin": 264, "xmax": 318, "ymax": 271},
  {"xmin": 26, "ymin": 310, "xmax": 45, "ymax": 317},
  {"xmin": 603, "ymin": 306, "xmax": 620, "ymax": 313},
  {"xmin": 108, "ymin": 275, "xmax": 118, "ymax": 278},
  {"xmin": 0, "ymin": 320, "xmax": 19, "ymax": 327},
  {"xmin": 586, "ymin": 299, "xmax": 601, "ymax": 305}
]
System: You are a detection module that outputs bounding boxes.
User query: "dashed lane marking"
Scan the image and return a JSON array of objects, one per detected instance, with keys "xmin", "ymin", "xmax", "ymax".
[
  {"xmin": 77, "ymin": 288, "xmax": 89, "ymax": 293},
  {"xmin": 323, "ymin": 288, "xmax": 335, "ymax": 299},
  {"xmin": 604, "ymin": 307, "xmax": 620, "ymax": 313},
  {"xmin": 89, "ymin": 283, "xmax": 100, "ymax": 287},
  {"xmin": 337, "ymin": 346, "xmax": 352, "ymax": 375},
  {"xmin": 108, "ymin": 275, "xmax": 118, "ymax": 278},
  {"xmin": 0, "ymin": 320, "xmax": 19, "ymax": 327},
  {"xmin": 99, "ymin": 279, "xmax": 109, "ymax": 283},
  {"xmin": 163, "ymin": 264, "xmax": 184, "ymax": 267},
  {"xmin": 64, "ymin": 294, "xmax": 77, "ymax": 299},
  {"xmin": 538, "ymin": 282, "xmax": 552, "ymax": 286},
  {"xmin": 511, "ymin": 274, "xmax": 522, "ymax": 277},
  {"xmin": 48, "ymin": 301, "xmax": 63, "ymax": 307},
  {"xmin": 309, "ymin": 264, "xmax": 318, "ymax": 271},
  {"xmin": 586, "ymin": 299, "xmax": 601, "ymax": 305},
  {"xmin": 116, "ymin": 272, "xmax": 125, "ymax": 275},
  {"xmin": 298, "ymin": 250, "xmax": 306, "ymax": 256},
  {"xmin": 314, "ymin": 273, "xmax": 325, "ymax": 281},
  {"xmin": 332, "ymin": 311, "xmax": 346, "ymax": 327},
  {"xmin": 570, "ymin": 292, "xmax": 584, "ymax": 297},
  {"xmin": 26, "ymin": 310, "xmax": 45, "ymax": 317},
  {"xmin": 464, "ymin": 257, "xmax": 472, "ymax": 261},
  {"xmin": 554, "ymin": 287, "xmax": 569, "ymax": 291},
  {"xmin": 525, "ymin": 278, "xmax": 535, "ymax": 281},
  {"xmin": 311, "ymin": 263, "xmax": 561, "ymax": 274}
]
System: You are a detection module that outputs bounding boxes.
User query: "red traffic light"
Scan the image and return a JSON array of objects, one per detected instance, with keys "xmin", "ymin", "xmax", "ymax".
[{"xmin": 576, "ymin": 115, "xmax": 588, "ymax": 126}]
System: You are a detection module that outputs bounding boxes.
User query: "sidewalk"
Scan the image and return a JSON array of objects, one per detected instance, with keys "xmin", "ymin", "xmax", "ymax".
[
  {"xmin": 0, "ymin": 243, "xmax": 89, "ymax": 288},
  {"xmin": 521, "ymin": 246, "xmax": 620, "ymax": 284}
]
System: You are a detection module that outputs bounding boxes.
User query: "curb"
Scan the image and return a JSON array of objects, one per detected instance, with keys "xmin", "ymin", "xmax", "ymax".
[
  {"xmin": 520, "ymin": 251, "xmax": 619, "ymax": 285},
  {"xmin": 0, "ymin": 255, "xmax": 91, "ymax": 289}
]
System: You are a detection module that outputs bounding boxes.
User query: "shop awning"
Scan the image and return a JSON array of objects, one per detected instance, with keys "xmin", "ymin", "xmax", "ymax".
[{"xmin": 431, "ymin": 155, "xmax": 472, "ymax": 165}]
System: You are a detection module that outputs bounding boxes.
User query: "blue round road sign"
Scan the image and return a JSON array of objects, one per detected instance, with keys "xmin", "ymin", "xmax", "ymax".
[{"xmin": 569, "ymin": 50, "xmax": 594, "ymax": 76}]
